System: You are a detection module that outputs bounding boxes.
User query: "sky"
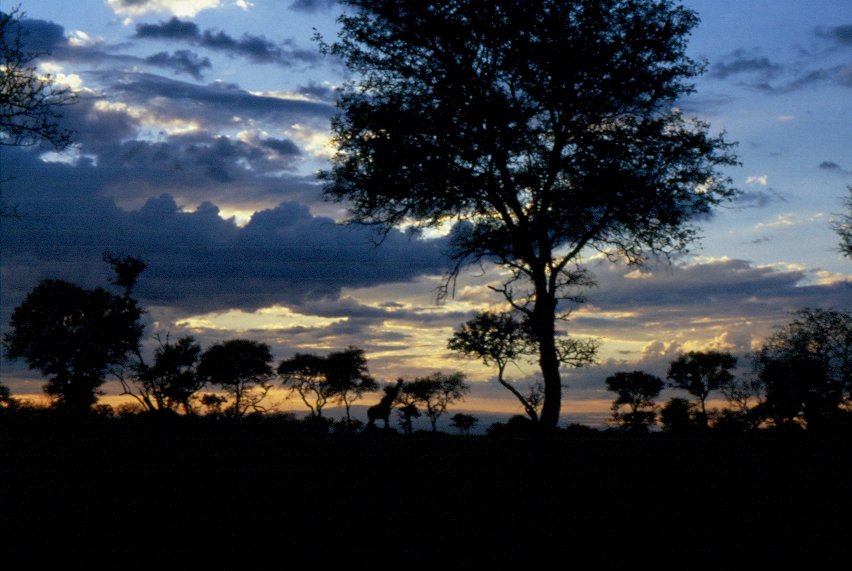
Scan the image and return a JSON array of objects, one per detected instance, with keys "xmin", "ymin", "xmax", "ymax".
[{"xmin": 1, "ymin": 0, "xmax": 850, "ymax": 427}]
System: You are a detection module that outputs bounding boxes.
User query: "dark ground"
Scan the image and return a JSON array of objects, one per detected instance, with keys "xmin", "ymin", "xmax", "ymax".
[{"xmin": 2, "ymin": 416, "xmax": 851, "ymax": 568}]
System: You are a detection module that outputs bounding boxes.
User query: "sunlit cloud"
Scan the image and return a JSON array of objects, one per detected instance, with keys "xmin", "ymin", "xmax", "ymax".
[
  {"xmin": 755, "ymin": 213, "xmax": 796, "ymax": 229},
  {"xmin": 107, "ymin": 0, "xmax": 222, "ymax": 18},
  {"xmin": 746, "ymin": 175, "xmax": 768, "ymax": 186},
  {"xmin": 92, "ymin": 100, "xmax": 202, "ymax": 135},
  {"xmin": 287, "ymin": 123, "xmax": 335, "ymax": 158},
  {"xmin": 176, "ymin": 305, "xmax": 347, "ymax": 331}
]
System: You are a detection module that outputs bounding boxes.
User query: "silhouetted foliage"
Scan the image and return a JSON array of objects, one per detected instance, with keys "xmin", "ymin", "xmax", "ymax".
[
  {"xmin": 667, "ymin": 351, "xmax": 736, "ymax": 427},
  {"xmin": 200, "ymin": 393, "xmax": 227, "ymax": 416},
  {"xmin": 755, "ymin": 309, "xmax": 851, "ymax": 429},
  {"xmin": 278, "ymin": 347, "xmax": 377, "ymax": 420},
  {"xmin": 399, "ymin": 372, "xmax": 469, "ymax": 432},
  {"xmin": 659, "ymin": 397, "xmax": 699, "ymax": 434},
  {"xmin": 324, "ymin": 347, "xmax": 378, "ymax": 422},
  {"xmin": 321, "ymin": 0, "xmax": 738, "ymax": 429},
  {"xmin": 3, "ymin": 258, "xmax": 145, "ymax": 415},
  {"xmin": 396, "ymin": 402, "xmax": 419, "ymax": 434},
  {"xmin": 449, "ymin": 413, "xmax": 479, "ymax": 435},
  {"xmin": 834, "ymin": 186, "xmax": 851, "ymax": 258},
  {"xmin": 123, "ymin": 335, "xmax": 204, "ymax": 414},
  {"xmin": 718, "ymin": 374, "xmax": 764, "ymax": 429},
  {"xmin": 0, "ymin": 7, "xmax": 77, "ymax": 150},
  {"xmin": 197, "ymin": 339, "xmax": 274, "ymax": 419},
  {"xmin": 0, "ymin": 381, "xmax": 16, "ymax": 411},
  {"xmin": 605, "ymin": 371, "xmax": 664, "ymax": 432},
  {"xmin": 448, "ymin": 310, "xmax": 596, "ymax": 423}
]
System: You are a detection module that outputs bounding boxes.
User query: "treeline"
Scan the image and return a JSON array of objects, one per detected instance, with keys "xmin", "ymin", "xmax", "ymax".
[
  {"xmin": 603, "ymin": 308, "xmax": 852, "ymax": 434},
  {"xmin": 0, "ymin": 255, "xmax": 476, "ymax": 433},
  {"xmin": 2, "ymin": 255, "xmax": 850, "ymax": 436}
]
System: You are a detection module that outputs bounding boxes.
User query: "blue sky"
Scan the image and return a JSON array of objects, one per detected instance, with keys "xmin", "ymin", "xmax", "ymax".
[{"xmin": 1, "ymin": 0, "xmax": 850, "ymax": 425}]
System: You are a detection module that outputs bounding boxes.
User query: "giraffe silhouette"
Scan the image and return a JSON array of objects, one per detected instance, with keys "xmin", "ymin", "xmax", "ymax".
[{"xmin": 367, "ymin": 379, "xmax": 404, "ymax": 429}]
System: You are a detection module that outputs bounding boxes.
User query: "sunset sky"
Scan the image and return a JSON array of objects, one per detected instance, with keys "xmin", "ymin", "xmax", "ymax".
[{"xmin": 1, "ymin": 0, "xmax": 850, "ymax": 426}]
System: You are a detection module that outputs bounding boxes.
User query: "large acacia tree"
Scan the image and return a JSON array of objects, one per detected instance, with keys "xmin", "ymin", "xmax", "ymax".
[{"xmin": 322, "ymin": 0, "xmax": 738, "ymax": 429}]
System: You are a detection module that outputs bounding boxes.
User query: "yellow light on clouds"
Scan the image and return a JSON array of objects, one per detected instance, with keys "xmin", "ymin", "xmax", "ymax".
[{"xmin": 176, "ymin": 305, "xmax": 347, "ymax": 332}]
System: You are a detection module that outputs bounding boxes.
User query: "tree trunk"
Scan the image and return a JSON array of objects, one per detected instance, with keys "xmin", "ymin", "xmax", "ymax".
[{"xmin": 534, "ymin": 289, "xmax": 562, "ymax": 430}]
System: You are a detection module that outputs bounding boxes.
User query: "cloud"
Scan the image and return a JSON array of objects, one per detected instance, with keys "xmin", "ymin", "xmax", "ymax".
[
  {"xmin": 735, "ymin": 189, "xmax": 785, "ymax": 209},
  {"xmin": 711, "ymin": 50, "xmax": 783, "ymax": 80},
  {"xmin": 746, "ymin": 175, "xmax": 768, "ymax": 186},
  {"xmin": 819, "ymin": 161, "xmax": 852, "ymax": 175},
  {"xmin": 103, "ymin": 72, "xmax": 334, "ymax": 124},
  {"xmin": 107, "ymin": 0, "xmax": 223, "ymax": 18},
  {"xmin": 289, "ymin": 0, "xmax": 339, "ymax": 12},
  {"xmin": 133, "ymin": 17, "xmax": 319, "ymax": 66},
  {"xmin": 144, "ymin": 50, "xmax": 212, "ymax": 79},
  {"xmin": 16, "ymin": 17, "xmax": 67, "ymax": 53},
  {"xmin": 815, "ymin": 24, "xmax": 852, "ymax": 47},
  {"xmin": 0, "ymin": 148, "xmax": 450, "ymax": 317}
]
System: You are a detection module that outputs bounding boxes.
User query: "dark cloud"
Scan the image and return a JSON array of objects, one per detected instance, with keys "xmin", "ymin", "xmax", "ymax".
[
  {"xmin": 144, "ymin": 50, "xmax": 212, "ymax": 79},
  {"xmin": 261, "ymin": 138, "xmax": 301, "ymax": 156},
  {"xmin": 735, "ymin": 189, "xmax": 786, "ymax": 208},
  {"xmin": 135, "ymin": 17, "xmax": 199, "ymax": 40},
  {"xmin": 134, "ymin": 17, "xmax": 319, "ymax": 66},
  {"xmin": 819, "ymin": 161, "xmax": 852, "ymax": 175},
  {"xmin": 289, "ymin": 0, "xmax": 339, "ymax": 12},
  {"xmin": 0, "ymin": 148, "xmax": 449, "ymax": 316},
  {"xmin": 16, "ymin": 17, "xmax": 67, "ymax": 53},
  {"xmin": 815, "ymin": 24, "xmax": 852, "ymax": 46},
  {"xmin": 711, "ymin": 50, "xmax": 782, "ymax": 80},
  {"xmin": 103, "ymin": 72, "xmax": 334, "ymax": 124},
  {"xmin": 577, "ymin": 259, "xmax": 851, "ymax": 331}
]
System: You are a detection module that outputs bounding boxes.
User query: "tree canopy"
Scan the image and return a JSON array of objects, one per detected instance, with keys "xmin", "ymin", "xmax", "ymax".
[
  {"xmin": 197, "ymin": 339, "xmax": 274, "ymax": 419},
  {"xmin": 278, "ymin": 347, "xmax": 377, "ymax": 419},
  {"xmin": 3, "ymin": 257, "xmax": 145, "ymax": 414},
  {"xmin": 605, "ymin": 370, "xmax": 664, "ymax": 431},
  {"xmin": 667, "ymin": 351, "xmax": 736, "ymax": 427},
  {"xmin": 0, "ymin": 7, "xmax": 76, "ymax": 149},
  {"xmin": 322, "ymin": 0, "xmax": 738, "ymax": 429}
]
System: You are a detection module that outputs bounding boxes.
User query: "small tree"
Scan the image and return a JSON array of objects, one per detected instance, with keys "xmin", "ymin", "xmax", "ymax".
[
  {"xmin": 449, "ymin": 413, "xmax": 479, "ymax": 436},
  {"xmin": 396, "ymin": 403, "xmax": 420, "ymax": 435},
  {"xmin": 660, "ymin": 397, "xmax": 699, "ymax": 434},
  {"xmin": 3, "ymin": 257, "xmax": 145, "ymax": 415},
  {"xmin": 667, "ymin": 351, "xmax": 736, "ymax": 427},
  {"xmin": 400, "ymin": 372, "xmax": 470, "ymax": 432},
  {"xmin": 324, "ymin": 347, "xmax": 378, "ymax": 422},
  {"xmin": 197, "ymin": 339, "xmax": 274, "ymax": 419},
  {"xmin": 833, "ymin": 186, "xmax": 851, "ymax": 259},
  {"xmin": 123, "ymin": 335, "xmax": 204, "ymax": 414},
  {"xmin": 605, "ymin": 371, "xmax": 664, "ymax": 432},
  {"xmin": 278, "ymin": 348, "xmax": 377, "ymax": 420}
]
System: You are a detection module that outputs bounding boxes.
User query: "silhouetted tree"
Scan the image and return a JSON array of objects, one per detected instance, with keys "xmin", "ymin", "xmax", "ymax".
[
  {"xmin": 123, "ymin": 335, "xmax": 204, "ymax": 414},
  {"xmin": 667, "ymin": 351, "xmax": 736, "ymax": 427},
  {"xmin": 400, "ymin": 372, "xmax": 469, "ymax": 432},
  {"xmin": 200, "ymin": 393, "xmax": 227, "ymax": 416},
  {"xmin": 448, "ymin": 311, "xmax": 596, "ymax": 423},
  {"xmin": 396, "ymin": 402, "xmax": 419, "ymax": 434},
  {"xmin": 834, "ymin": 186, "xmax": 851, "ymax": 258},
  {"xmin": 755, "ymin": 308, "xmax": 851, "ymax": 429},
  {"xmin": 197, "ymin": 339, "xmax": 274, "ymax": 419},
  {"xmin": 321, "ymin": 0, "xmax": 738, "ymax": 429},
  {"xmin": 718, "ymin": 374, "xmax": 764, "ymax": 429},
  {"xmin": 324, "ymin": 347, "xmax": 378, "ymax": 422},
  {"xmin": 449, "ymin": 413, "xmax": 479, "ymax": 435},
  {"xmin": 0, "ymin": 381, "xmax": 16, "ymax": 411},
  {"xmin": 3, "ymin": 257, "xmax": 145, "ymax": 415},
  {"xmin": 278, "ymin": 347, "xmax": 377, "ymax": 419},
  {"xmin": 0, "ymin": 7, "xmax": 76, "ymax": 149},
  {"xmin": 659, "ymin": 397, "xmax": 698, "ymax": 434},
  {"xmin": 605, "ymin": 371, "xmax": 664, "ymax": 432}
]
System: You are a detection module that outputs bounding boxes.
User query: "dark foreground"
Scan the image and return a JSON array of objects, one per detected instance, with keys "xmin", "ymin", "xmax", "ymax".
[{"xmin": 2, "ymin": 418, "xmax": 851, "ymax": 567}]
